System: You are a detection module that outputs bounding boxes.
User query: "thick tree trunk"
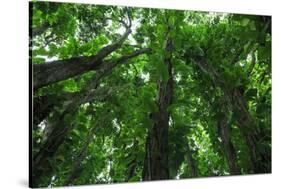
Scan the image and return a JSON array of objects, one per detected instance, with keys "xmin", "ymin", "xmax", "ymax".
[
  {"xmin": 32, "ymin": 91, "xmax": 112, "ymax": 186},
  {"xmin": 33, "ymin": 95, "xmax": 55, "ymax": 127},
  {"xmin": 142, "ymin": 116, "xmax": 170, "ymax": 180},
  {"xmin": 217, "ymin": 119, "xmax": 241, "ymax": 175},
  {"xmin": 193, "ymin": 57, "xmax": 270, "ymax": 174},
  {"xmin": 33, "ymin": 86, "xmax": 112, "ymax": 127},
  {"xmin": 33, "ymin": 28, "xmax": 131, "ymax": 90},
  {"xmin": 125, "ymin": 141, "xmax": 139, "ymax": 182},
  {"xmin": 32, "ymin": 95, "xmax": 88, "ymax": 186},
  {"xmin": 32, "ymin": 81, "xmax": 112, "ymax": 186},
  {"xmin": 142, "ymin": 38, "xmax": 173, "ymax": 181},
  {"xmin": 33, "ymin": 92, "xmax": 81, "ymax": 128},
  {"xmin": 230, "ymin": 88, "xmax": 271, "ymax": 173}
]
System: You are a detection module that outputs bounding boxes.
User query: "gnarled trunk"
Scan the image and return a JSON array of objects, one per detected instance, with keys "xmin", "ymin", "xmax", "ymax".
[
  {"xmin": 186, "ymin": 141, "xmax": 197, "ymax": 177},
  {"xmin": 142, "ymin": 112, "xmax": 170, "ymax": 180},
  {"xmin": 33, "ymin": 95, "xmax": 56, "ymax": 127},
  {"xmin": 193, "ymin": 56, "xmax": 270, "ymax": 174},
  {"xmin": 230, "ymin": 88, "xmax": 271, "ymax": 173},
  {"xmin": 217, "ymin": 119, "xmax": 240, "ymax": 175},
  {"xmin": 142, "ymin": 37, "xmax": 173, "ymax": 180},
  {"xmin": 33, "ymin": 86, "xmax": 111, "ymax": 127},
  {"xmin": 63, "ymin": 115, "xmax": 107, "ymax": 186}
]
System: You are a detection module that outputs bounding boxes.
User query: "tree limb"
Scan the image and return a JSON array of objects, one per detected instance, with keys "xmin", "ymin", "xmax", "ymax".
[
  {"xmin": 33, "ymin": 28, "xmax": 132, "ymax": 90},
  {"xmin": 32, "ymin": 22, "xmax": 50, "ymax": 38}
]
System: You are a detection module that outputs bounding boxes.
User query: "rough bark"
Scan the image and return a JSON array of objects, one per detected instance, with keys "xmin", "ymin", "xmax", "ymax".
[
  {"xmin": 126, "ymin": 160, "xmax": 137, "ymax": 182},
  {"xmin": 33, "ymin": 28, "xmax": 131, "ymax": 90},
  {"xmin": 193, "ymin": 56, "xmax": 270, "ymax": 174},
  {"xmin": 125, "ymin": 141, "xmax": 139, "ymax": 182},
  {"xmin": 33, "ymin": 87, "xmax": 111, "ymax": 127},
  {"xmin": 32, "ymin": 92, "xmax": 107, "ymax": 186},
  {"xmin": 32, "ymin": 106, "xmax": 75, "ymax": 187},
  {"xmin": 32, "ymin": 22, "xmax": 50, "ymax": 38},
  {"xmin": 33, "ymin": 95, "xmax": 56, "ymax": 127},
  {"xmin": 33, "ymin": 92, "xmax": 81, "ymax": 127},
  {"xmin": 142, "ymin": 37, "xmax": 173, "ymax": 181},
  {"xmin": 229, "ymin": 88, "xmax": 270, "ymax": 173},
  {"xmin": 217, "ymin": 119, "xmax": 241, "ymax": 175},
  {"xmin": 63, "ymin": 116, "xmax": 106, "ymax": 186}
]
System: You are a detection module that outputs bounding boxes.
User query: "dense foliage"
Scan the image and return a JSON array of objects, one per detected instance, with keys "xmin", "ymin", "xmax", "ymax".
[{"xmin": 30, "ymin": 1, "xmax": 271, "ymax": 187}]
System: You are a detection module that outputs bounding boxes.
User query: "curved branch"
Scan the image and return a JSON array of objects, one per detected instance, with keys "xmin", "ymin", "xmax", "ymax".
[
  {"xmin": 33, "ymin": 28, "xmax": 132, "ymax": 90},
  {"xmin": 32, "ymin": 22, "xmax": 50, "ymax": 38}
]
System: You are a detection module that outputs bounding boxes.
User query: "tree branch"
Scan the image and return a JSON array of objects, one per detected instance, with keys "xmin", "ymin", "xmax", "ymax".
[
  {"xmin": 33, "ymin": 28, "xmax": 132, "ymax": 90},
  {"xmin": 32, "ymin": 22, "xmax": 50, "ymax": 38}
]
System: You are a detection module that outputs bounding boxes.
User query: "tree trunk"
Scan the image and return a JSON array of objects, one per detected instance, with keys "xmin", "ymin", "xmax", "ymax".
[
  {"xmin": 186, "ymin": 141, "xmax": 197, "ymax": 177},
  {"xmin": 63, "ymin": 115, "xmax": 106, "ymax": 186},
  {"xmin": 217, "ymin": 119, "xmax": 241, "ymax": 175},
  {"xmin": 125, "ymin": 140, "xmax": 139, "ymax": 182},
  {"xmin": 142, "ymin": 37, "xmax": 173, "ymax": 181},
  {"xmin": 33, "ymin": 95, "xmax": 55, "ymax": 127},
  {"xmin": 193, "ymin": 57, "xmax": 270, "ymax": 174},
  {"xmin": 230, "ymin": 88, "xmax": 270, "ymax": 173},
  {"xmin": 32, "ymin": 85, "xmax": 113, "ymax": 186},
  {"xmin": 33, "ymin": 86, "xmax": 111, "ymax": 127},
  {"xmin": 126, "ymin": 160, "xmax": 137, "ymax": 182},
  {"xmin": 32, "ymin": 103, "xmax": 79, "ymax": 186}
]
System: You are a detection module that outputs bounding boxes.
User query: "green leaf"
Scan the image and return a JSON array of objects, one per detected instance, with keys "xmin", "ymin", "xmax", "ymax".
[
  {"xmin": 249, "ymin": 21, "xmax": 256, "ymax": 31},
  {"xmin": 244, "ymin": 88, "xmax": 257, "ymax": 101},
  {"xmin": 241, "ymin": 18, "xmax": 250, "ymax": 26},
  {"xmin": 168, "ymin": 16, "xmax": 175, "ymax": 26},
  {"xmin": 256, "ymin": 103, "xmax": 270, "ymax": 115}
]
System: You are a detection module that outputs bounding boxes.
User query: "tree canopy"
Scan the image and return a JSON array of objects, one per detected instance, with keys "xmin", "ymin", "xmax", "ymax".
[{"xmin": 30, "ymin": 1, "xmax": 271, "ymax": 187}]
